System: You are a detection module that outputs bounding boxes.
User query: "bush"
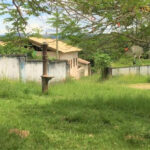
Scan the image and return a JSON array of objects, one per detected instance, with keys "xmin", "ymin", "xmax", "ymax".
[
  {"xmin": 0, "ymin": 42, "xmax": 34, "ymax": 57},
  {"xmin": 94, "ymin": 53, "xmax": 111, "ymax": 79},
  {"xmin": 94, "ymin": 53, "xmax": 111, "ymax": 69}
]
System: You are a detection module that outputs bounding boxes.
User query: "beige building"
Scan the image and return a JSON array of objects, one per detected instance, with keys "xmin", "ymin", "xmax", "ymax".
[
  {"xmin": 0, "ymin": 41, "xmax": 5, "ymax": 46},
  {"xmin": 78, "ymin": 58, "xmax": 91, "ymax": 77},
  {"xmin": 29, "ymin": 37, "xmax": 90, "ymax": 78}
]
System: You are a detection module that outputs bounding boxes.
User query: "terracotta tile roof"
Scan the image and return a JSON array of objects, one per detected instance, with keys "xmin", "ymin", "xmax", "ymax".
[
  {"xmin": 0, "ymin": 41, "xmax": 5, "ymax": 46},
  {"xmin": 29, "ymin": 37, "xmax": 82, "ymax": 53},
  {"xmin": 78, "ymin": 58, "xmax": 90, "ymax": 65}
]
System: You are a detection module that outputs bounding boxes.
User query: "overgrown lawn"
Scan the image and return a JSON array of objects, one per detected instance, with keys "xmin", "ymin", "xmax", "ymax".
[{"xmin": 0, "ymin": 75, "xmax": 150, "ymax": 150}]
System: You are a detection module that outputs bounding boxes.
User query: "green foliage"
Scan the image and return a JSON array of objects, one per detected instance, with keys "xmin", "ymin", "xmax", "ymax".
[
  {"xmin": 112, "ymin": 56, "xmax": 133, "ymax": 67},
  {"xmin": 94, "ymin": 53, "xmax": 112, "ymax": 79},
  {"xmin": 0, "ymin": 34, "xmax": 35, "ymax": 57},
  {"xmin": 2, "ymin": 7, "xmax": 27, "ymax": 36},
  {"xmin": 94, "ymin": 53, "xmax": 111, "ymax": 70},
  {"xmin": 46, "ymin": 0, "xmax": 150, "ymax": 64},
  {"xmin": 79, "ymin": 33, "xmax": 131, "ymax": 62},
  {"xmin": 29, "ymin": 28, "xmax": 43, "ymax": 38},
  {"xmin": 112, "ymin": 58, "xmax": 150, "ymax": 68},
  {"xmin": 30, "ymin": 51, "xmax": 38, "ymax": 59},
  {"xmin": 49, "ymin": 57, "xmax": 57, "ymax": 61},
  {"xmin": 0, "ymin": 0, "xmax": 149, "ymax": 39},
  {"xmin": 0, "ymin": 43, "xmax": 33, "ymax": 56},
  {"xmin": 0, "ymin": 0, "xmax": 150, "ymax": 67},
  {"xmin": 47, "ymin": 11, "xmax": 85, "ymax": 44}
]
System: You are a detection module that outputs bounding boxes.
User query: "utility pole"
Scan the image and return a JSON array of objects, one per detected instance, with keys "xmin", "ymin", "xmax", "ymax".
[{"xmin": 56, "ymin": 4, "xmax": 59, "ymax": 59}]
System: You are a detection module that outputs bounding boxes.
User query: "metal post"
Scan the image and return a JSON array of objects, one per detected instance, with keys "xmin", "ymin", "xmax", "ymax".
[
  {"xmin": 42, "ymin": 42, "xmax": 48, "ymax": 76},
  {"xmin": 41, "ymin": 42, "xmax": 53, "ymax": 93}
]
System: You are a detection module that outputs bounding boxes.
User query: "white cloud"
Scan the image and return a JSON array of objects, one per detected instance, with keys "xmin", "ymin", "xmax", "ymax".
[
  {"xmin": 0, "ymin": 14, "xmax": 56, "ymax": 35},
  {"xmin": 0, "ymin": 16, "xmax": 8, "ymax": 34},
  {"xmin": 0, "ymin": 26, "xmax": 7, "ymax": 35},
  {"xmin": 27, "ymin": 15, "xmax": 56, "ymax": 34}
]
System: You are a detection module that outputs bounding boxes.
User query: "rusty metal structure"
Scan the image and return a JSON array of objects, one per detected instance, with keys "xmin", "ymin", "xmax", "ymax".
[{"xmin": 41, "ymin": 42, "xmax": 53, "ymax": 93}]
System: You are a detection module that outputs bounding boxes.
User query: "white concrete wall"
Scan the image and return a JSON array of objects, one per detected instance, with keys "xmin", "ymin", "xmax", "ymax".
[
  {"xmin": 0, "ymin": 56, "xmax": 69, "ymax": 83},
  {"xmin": 48, "ymin": 62, "xmax": 67, "ymax": 82},
  {"xmin": 0, "ymin": 57, "xmax": 20, "ymax": 79},
  {"xmin": 112, "ymin": 66, "xmax": 150, "ymax": 76},
  {"xmin": 25, "ymin": 61, "xmax": 43, "ymax": 82}
]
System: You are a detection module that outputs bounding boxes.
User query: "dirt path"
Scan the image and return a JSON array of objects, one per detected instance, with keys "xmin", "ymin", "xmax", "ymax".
[{"xmin": 129, "ymin": 83, "xmax": 150, "ymax": 89}]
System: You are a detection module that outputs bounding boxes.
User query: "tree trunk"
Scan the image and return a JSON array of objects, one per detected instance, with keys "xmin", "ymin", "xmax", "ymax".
[{"xmin": 101, "ymin": 67, "xmax": 111, "ymax": 80}]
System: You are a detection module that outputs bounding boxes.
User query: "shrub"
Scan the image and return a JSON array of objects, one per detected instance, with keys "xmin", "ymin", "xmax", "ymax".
[
  {"xmin": 0, "ymin": 42, "xmax": 34, "ymax": 57},
  {"xmin": 94, "ymin": 53, "xmax": 111, "ymax": 79},
  {"xmin": 94, "ymin": 53, "xmax": 111, "ymax": 69}
]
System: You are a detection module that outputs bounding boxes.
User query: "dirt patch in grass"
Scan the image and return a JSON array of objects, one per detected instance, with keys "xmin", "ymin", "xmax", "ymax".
[
  {"xmin": 9, "ymin": 129, "xmax": 30, "ymax": 138},
  {"xmin": 129, "ymin": 83, "xmax": 150, "ymax": 90}
]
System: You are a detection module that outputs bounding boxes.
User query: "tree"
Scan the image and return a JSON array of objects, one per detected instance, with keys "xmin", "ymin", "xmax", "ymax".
[
  {"xmin": 1, "ymin": 0, "xmax": 149, "ymax": 37},
  {"xmin": 30, "ymin": 28, "xmax": 43, "ymax": 37},
  {"xmin": 0, "ymin": 0, "xmax": 149, "ymax": 58},
  {"xmin": 94, "ymin": 53, "xmax": 111, "ymax": 79},
  {"xmin": 0, "ymin": 0, "xmax": 28, "ymax": 37}
]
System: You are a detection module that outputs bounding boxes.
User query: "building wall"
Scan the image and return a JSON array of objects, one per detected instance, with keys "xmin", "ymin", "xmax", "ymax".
[
  {"xmin": 48, "ymin": 61, "xmax": 69, "ymax": 82},
  {"xmin": 78, "ymin": 63, "xmax": 91, "ymax": 78},
  {"xmin": 36, "ymin": 51, "xmax": 79, "ymax": 78},
  {"xmin": 0, "ymin": 56, "xmax": 69, "ymax": 83},
  {"xmin": 37, "ymin": 51, "xmax": 57, "ymax": 58},
  {"xmin": 60, "ymin": 52, "xmax": 78, "ymax": 78},
  {"xmin": 36, "ymin": 50, "xmax": 91, "ymax": 79},
  {"xmin": 112, "ymin": 66, "xmax": 150, "ymax": 76}
]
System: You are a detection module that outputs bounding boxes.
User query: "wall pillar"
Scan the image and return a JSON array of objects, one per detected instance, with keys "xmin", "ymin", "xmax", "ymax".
[{"xmin": 19, "ymin": 57, "xmax": 26, "ymax": 82}]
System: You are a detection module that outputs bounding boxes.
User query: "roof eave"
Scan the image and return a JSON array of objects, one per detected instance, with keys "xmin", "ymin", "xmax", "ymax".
[{"xmin": 29, "ymin": 39, "xmax": 82, "ymax": 53}]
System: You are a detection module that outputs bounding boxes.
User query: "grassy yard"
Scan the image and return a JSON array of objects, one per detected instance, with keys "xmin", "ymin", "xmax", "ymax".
[
  {"xmin": 0, "ymin": 75, "xmax": 150, "ymax": 150},
  {"xmin": 112, "ymin": 58, "xmax": 150, "ymax": 68}
]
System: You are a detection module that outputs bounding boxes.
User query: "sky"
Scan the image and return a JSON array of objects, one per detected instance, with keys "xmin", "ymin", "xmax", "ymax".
[
  {"xmin": 0, "ymin": 14, "xmax": 112, "ymax": 35},
  {"xmin": 0, "ymin": 0, "xmax": 56, "ymax": 35},
  {"xmin": 0, "ymin": 0, "xmax": 112, "ymax": 35},
  {"xmin": 0, "ymin": 14, "xmax": 56, "ymax": 35}
]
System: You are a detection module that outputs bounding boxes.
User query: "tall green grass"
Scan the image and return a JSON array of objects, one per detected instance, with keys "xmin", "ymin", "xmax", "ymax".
[
  {"xmin": 0, "ymin": 75, "xmax": 150, "ymax": 150},
  {"xmin": 112, "ymin": 58, "xmax": 150, "ymax": 68}
]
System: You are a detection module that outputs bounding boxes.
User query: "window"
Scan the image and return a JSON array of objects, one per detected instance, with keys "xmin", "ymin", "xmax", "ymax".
[
  {"xmin": 70, "ymin": 60, "xmax": 72, "ymax": 68},
  {"xmin": 73, "ymin": 58, "xmax": 75, "ymax": 67},
  {"xmin": 76, "ymin": 58, "xmax": 78, "ymax": 66}
]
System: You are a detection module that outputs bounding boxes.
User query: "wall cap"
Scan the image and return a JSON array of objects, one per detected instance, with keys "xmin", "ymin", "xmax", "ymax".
[{"xmin": 111, "ymin": 65, "xmax": 150, "ymax": 69}]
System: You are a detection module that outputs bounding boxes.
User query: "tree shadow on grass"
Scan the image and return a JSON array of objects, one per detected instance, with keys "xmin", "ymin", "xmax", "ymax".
[
  {"xmin": 17, "ymin": 95, "xmax": 150, "ymax": 148},
  {"xmin": 0, "ymin": 125, "xmax": 50, "ymax": 150},
  {"xmin": 0, "ymin": 126, "xmax": 25, "ymax": 150}
]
